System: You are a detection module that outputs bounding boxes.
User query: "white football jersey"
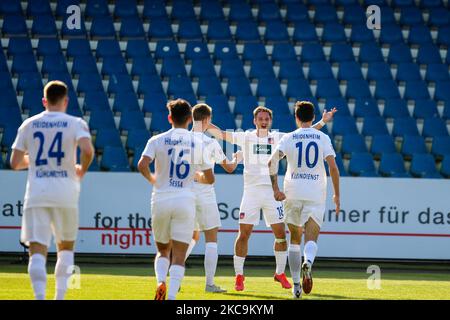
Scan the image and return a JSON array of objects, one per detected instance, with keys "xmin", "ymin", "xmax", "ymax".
[
  {"xmin": 12, "ymin": 111, "xmax": 91, "ymax": 209},
  {"xmin": 192, "ymin": 131, "xmax": 227, "ymax": 195},
  {"xmin": 275, "ymin": 127, "xmax": 336, "ymax": 202},
  {"xmin": 232, "ymin": 130, "xmax": 285, "ymax": 189},
  {"xmin": 142, "ymin": 128, "xmax": 210, "ymax": 201}
]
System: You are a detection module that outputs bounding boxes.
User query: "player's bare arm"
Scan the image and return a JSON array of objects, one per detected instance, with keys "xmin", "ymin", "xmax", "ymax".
[
  {"xmin": 206, "ymin": 123, "xmax": 234, "ymax": 144},
  {"xmin": 195, "ymin": 168, "xmax": 215, "ymax": 184},
  {"xmin": 312, "ymin": 107, "xmax": 338, "ymax": 130},
  {"xmin": 76, "ymin": 137, "xmax": 94, "ymax": 179},
  {"xmin": 326, "ymin": 155, "xmax": 341, "ymax": 215},
  {"xmin": 268, "ymin": 150, "xmax": 286, "ymax": 201},
  {"xmin": 219, "ymin": 150, "xmax": 243, "ymax": 173},
  {"xmin": 138, "ymin": 155, "xmax": 156, "ymax": 184},
  {"xmin": 10, "ymin": 149, "xmax": 29, "ymax": 170}
]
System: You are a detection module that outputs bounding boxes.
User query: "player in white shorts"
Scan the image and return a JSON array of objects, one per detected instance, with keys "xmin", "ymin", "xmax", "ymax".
[
  {"xmin": 10, "ymin": 81, "xmax": 94, "ymax": 300},
  {"xmin": 208, "ymin": 105, "xmax": 336, "ymax": 291},
  {"xmin": 183, "ymin": 103, "xmax": 243, "ymax": 294},
  {"xmin": 138, "ymin": 99, "xmax": 214, "ymax": 300},
  {"xmin": 268, "ymin": 101, "xmax": 340, "ymax": 298}
]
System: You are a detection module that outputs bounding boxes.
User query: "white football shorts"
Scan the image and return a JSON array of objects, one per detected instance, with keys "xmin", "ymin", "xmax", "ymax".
[
  {"xmin": 284, "ymin": 199, "xmax": 326, "ymax": 228},
  {"xmin": 194, "ymin": 191, "xmax": 221, "ymax": 232}
]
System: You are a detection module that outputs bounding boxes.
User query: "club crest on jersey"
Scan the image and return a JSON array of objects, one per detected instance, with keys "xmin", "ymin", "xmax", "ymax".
[
  {"xmin": 240, "ymin": 212, "xmax": 245, "ymax": 219},
  {"xmin": 268, "ymin": 137, "xmax": 274, "ymax": 144}
]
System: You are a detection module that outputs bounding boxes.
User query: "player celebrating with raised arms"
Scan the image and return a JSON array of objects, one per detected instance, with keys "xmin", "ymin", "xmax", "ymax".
[
  {"xmin": 207, "ymin": 105, "xmax": 336, "ymax": 292},
  {"xmin": 138, "ymin": 99, "xmax": 214, "ymax": 300},
  {"xmin": 268, "ymin": 101, "xmax": 340, "ymax": 299},
  {"xmin": 184, "ymin": 103, "xmax": 243, "ymax": 293},
  {"xmin": 10, "ymin": 81, "xmax": 94, "ymax": 300}
]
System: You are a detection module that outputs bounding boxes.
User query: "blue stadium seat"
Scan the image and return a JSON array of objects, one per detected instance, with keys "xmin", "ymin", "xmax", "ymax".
[
  {"xmin": 154, "ymin": 40, "xmax": 181, "ymax": 60},
  {"xmin": 138, "ymin": 74, "xmax": 164, "ymax": 95},
  {"xmin": 0, "ymin": 125, "xmax": 18, "ymax": 150},
  {"xmin": 61, "ymin": 16, "xmax": 87, "ymax": 38},
  {"xmin": 148, "ymin": 17, "xmax": 173, "ymax": 39},
  {"xmin": 437, "ymin": 26, "xmax": 450, "ymax": 46},
  {"xmin": 284, "ymin": 3, "xmax": 308, "ymax": 23},
  {"xmin": 161, "ymin": 57, "xmax": 187, "ymax": 77},
  {"xmin": 126, "ymin": 129, "xmax": 151, "ymax": 150},
  {"xmin": 342, "ymin": 134, "xmax": 367, "ymax": 155},
  {"xmin": 42, "ymin": 54, "xmax": 68, "ymax": 74},
  {"xmin": 0, "ymin": 107, "xmax": 22, "ymax": 129},
  {"xmin": 130, "ymin": 146, "xmax": 145, "ymax": 171},
  {"xmin": 325, "ymin": 97, "xmax": 351, "ymax": 117},
  {"xmin": 77, "ymin": 72, "xmax": 104, "ymax": 93},
  {"xmin": 120, "ymin": 16, "xmax": 146, "ymax": 38},
  {"xmin": 131, "ymin": 56, "xmax": 157, "ymax": 77},
  {"xmin": 167, "ymin": 75, "xmax": 196, "ymax": 96},
  {"xmin": 257, "ymin": 78, "xmax": 282, "ymax": 97},
  {"xmin": 3, "ymin": 87, "xmax": 19, "ymax": 109},
  {"xmin": 90, "ymin": 16, "xmax": 116, "ymax": 38},
  {"xmin": 384, "ymin": 99, "xmax": 410, "ymax": 119},
  {"xmin": 444, "ymin": 101, "xmax": 450, "ymax": 120},
  {"xmin": 31, "ymin": 14, "xmax": 57, "ymax": 37},
  {"xmin": 229, "ymin": 2, "xmax": 253, "ymax": 21},
  {"xmin": 428, "ymin": 7, "xmax": 450, "ymax": 27},
  {"xmin": 400, "ymin": 7, "xmax": 423, "ymax": 25},
  {"xmin": 126, "ymin": 39, "xmax": 151, "ymax": 58},
  {"xmin": 413, "ymin": 100, "xmax": 439, "ymax": 119},
  {"xmin": 434, "ymin": 81, "xmax": 450, "ymax": 101},
  {"xmin": 213, "ymin": 42, "xmax": 239, "ymax": 60},
  {"xmin": 243, "ymin": 43, "xmax": 268, "ymax": 61},
  {"xmin": 83, "ymin": 90, "xmax": 110, "ymax": 112},
  {"xmin": 367, "ymin": 62, "xmax": 392, "ymax": 81},
  {"xmin": 293, "ymin": 21, "xmax": 318, "ymax": 43},
  {"xmin": 17, "ymin": 72, "xmax": 43, "ymax": 92},
  {"xmin": 0, "ymin": 0, "xmax": 22, "ymax": 14},
  {"xmin": 350, "ymin": 24, "xmax": 375, "ymax": 43},
  {"xmin": 404, "ymin": 80, "xmax": 430, "ymax": 100},
  {"xmin": 67, "ymin": 39, "xmax": 91, "ymax": 57},
  {"xmin": 150, "ymin": 111, "xmax": 171, "ymax": 132},
  {"xmin": 56, "ymin": 0, "xmax": 80, "ymax": 17},
  {"xmin": 113, "ymin": 91, "xmax": 140, "ymax": 113},
  {"xmin": 12, "ymin": 54, "xmax": 38, "ymax": 74},
  {"xmin": 226, "ymin": 77, "xmax": 252, "ymax": 96},
  {"xmin": 142, "ymin": 92, "xmax": 167, "ymax": 114},
  {"xmin": 375, "ymin": 80, "xmax": 401, "ymax": 100},
  {"xmin": 234, "ymin": 95, "xmax": 258, "ymax": 115},
  {"xmin": 402, "ymin": 135, "xmax": 427, "ymax": 157},
  {"xmin": 396, "ymin": 63, "xmax": 422, "ymax": 82},
  {"xmin": 215, "ymin": 112, "xmax": 236, "ymax": 130},
  {"xmin": 119, "ymin": 111, "xmax": 146, "ymax": 132},
  {"xmin": 85, "ymin": 0, "xmax": 109, "ymax": 17},
  {"xmin": 272, "ymin": 43, "xmax": 297, "ymax": 62},
  {"xmin": 422, "ymin": 118, "xmax": 449, "ymax": 138},
  {"xmin": 7, "ymin": 38, "xmax": 32, "ymax": 56},
  {"xmin": 89, "ymin": 110, "xmax": 117, "ymax": 132},
  {"xmin": 71, "ymin": 55, "xmax": 98, "ymax": 74},
  {"xmin": 265, "ymin": 20, "xmax": 289, "ymax": 42},
  {"xmin": 2, "ymin": 14, "xmax": 27, "ymax": 36},
  {"xmin": 431, "ymin": 136, "xmax": 450, "ymax": 159},
  {"xmin": 0, "ymin": 72, "xmax": 14, "ymax": 91},
  {"xmin": 207, "ymin": 19, "xmax": 232, "ymax": 41},
  {"xmin": 362, "ymin": 117, "xmax": 389, "ymax": 136},
  {"xmin": 272, "ymin": 114, "xmax": 296, "ymax": 132},
  {"xmin": 379, "ymin": 153, "xmax": 409, "ymax": 177},
  {"xmin": 101, "ymin": 56, "xmax": 128, "ymax": 75},
  {"xmin": 185, "ymin": 41, "xmax": 210, "ymax": 60},
  {"xmin": 314, "ymin": 5, "xmax": 338, "ymax": 24},
  {"xmin": 316, "ymin": 79, "xmax": 342, "ymax": 99},
  {"xmin": 178, "ymin": 19, "xmax": 203, "ymax": 40},
  {"xmin": 234, "ymin": 20, "xmax": 260, "ymax": 41},
  {"xmin": 334, "ymin": 153, "xmax": 347, "ymax": 176},
  {"xmin": 329, "ymin": 43, "xmax": 355, "ymax": 62},
  {"xmin": 387, "ymin": 43, "xmax": 413, "ymax": 64},
  {"xmin": 200, "ymin": 0, "xmax": 225, "ymax": 21},
  {"xmin": 308, "ymin": 61, "xmax": 333, "ymax": 80},
  {"xmin": 36, "ymin": 38, "xmax": 62, "ymax": 58},
  {"xmin": 322, "ymin": 23, "xmax": 346, "ymax": 43},
  {"xmin": 371, "ymin": 135, "xmax": 397, "ymax": 155},
  {"xmin": 171, "ymin": 1, "xmax": 196, "ymax": 20},
  {"xmin": 0, "ymin": 51, "xmax": 8, "ymax": 72},
  {"xmin": 410, "ymin": 154, "xmax": 441, "ymax": 178},
  {"xmin": 143, "ymin": 0, "xmax": 167, "ymax": 19},
  {"xmin": 380, "ymin": 24, "xmax": 403, "ymax": 44},
  {"xmin": 354, "ymin": 98, "xmax": 380, "ymax": 118},
  {"xmin": 359, "ymin": 42, "xmax": 383, "ymax": 63},
  {"xmin": 393, "ymin": 0, "xmax": 415, "ymax": 7},
  {"xmin": 343, "ymin": 5, "xmax": 367, "ymax": 25},
  {"xmin": 278, "ymin": 60, "xmax": 305, "ymax": 80},
  {"xmin": 101, "ymin": 146, "xmax": 130, "ymax": 172},
  {"xmin": 392, "ymin": 117, "xmax": 420, "ymax": 137},
  {"xmin": 380, "ymin": 6, "xmax": 397, "ymax": 25},
  {"xmin": 249, "ymin": 60, "xmax": 276, "ymax": 79},
  {"xmin": 190, "ymin": 58, "xmax": 216, "ymax": 78},
  {"xmin": 346, "ymin": 79, "xmax": 372, "ymax": 99},
  {"xmin": 332, "ymin": 116, "xmax": 358, "ymax": 136},
  {"xmin": 348, "ymin": 152, "xmax": 377, "ymax": 177},
  {"xmin": 301, "ymin": 42, "xmax": 325, "ymax": 62},
  {"xmin": 337, "ymin": 61, "xmax": 364, "ymax": 80},
  {"xmin": 204, "ymin": 94, "xmax": 230, "ymax": 114},
  {"xmin": 265, "ymin": 96, "xmax": 290, "ymax": 115},
  {"xmin": 417, "ymin": 43, "xmax": 442, "ymax": 65},
  {"xmin": 425, "ymin": 64, "xmax": 450, "ymax": 82},
  {"xmin": 114, "ymin": 0, "xmax": 138, "ymax": 18},
  {"xmin": 107, "ymin": 73, "xmax": 135, "ymax": 94},
  {"xmin": 257, "ymin": 3, "xmax": 282, "ymax": 21},
  {"xmin": 286, "ymin": 79, "xmax": 313, "ymax": 99},
  {"xmin": 408, "ymin": 25, "xmax": 433, "ymax": 45},
  {"xmin": 197, "ymin": 76, "xmax": 223, "ymax": 96},
  {"xmin": 441, "ymin": 156, "xmax": 450, "ymax": 178},
  {"xmin": 96, "ymin": 40, "xmax": 122, "ymax": 58}
]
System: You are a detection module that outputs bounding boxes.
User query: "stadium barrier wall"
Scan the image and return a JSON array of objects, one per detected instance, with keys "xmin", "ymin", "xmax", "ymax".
[{"xmin": 1, "ymin": 171, "xmax": 449, "ymax": 259}]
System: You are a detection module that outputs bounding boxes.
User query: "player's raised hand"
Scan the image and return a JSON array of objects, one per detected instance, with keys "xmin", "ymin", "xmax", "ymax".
[
  {"xmin": 322, "ymin": 107, "xmax": 338, "ymax": 123},
  {"xmin": 333, "ymin": 194, "xmax": 340, "ymax": 216},
  {"xmin": 75, "ymin": 164, "xmax": 86, "ymax": 179},
  {"xmin": 233, "ymin": 150, "xmax": 243, "ymax": 163},
  {"xmin": 274, "ymin": 190, "xmax": 286, "ymax": 201}
]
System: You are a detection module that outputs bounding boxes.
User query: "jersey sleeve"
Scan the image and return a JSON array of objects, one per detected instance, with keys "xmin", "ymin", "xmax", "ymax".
[
  {"xmin": 211, "ymin": 139, "xmax": 227, "ymax": 164},
  {"xmin": 142, "ymin": 137, "xmax": 157, "ymax": 160},
  {"xmin": 275, "ymin": 134, "xmax": 288, "ymax": 155},
  {"xmin": 75, "ymin": 118, "xmax": 92, "ymax": 141},
  {"xmin": 230, "ymin": 131, "xmax": 246, "ymax": 147},
  {"xmin": 11, "ymin": 123, "xmax": 27, "ymax": 152},
  {"xmin": 323, "ymin": 135, "xmax": 336, "ymax": 159}
]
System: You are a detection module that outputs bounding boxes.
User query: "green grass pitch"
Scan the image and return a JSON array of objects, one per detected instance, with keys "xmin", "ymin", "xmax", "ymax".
[{"xmin": 1, "ymin": 260, "xmax": 450, "ymax": 300}]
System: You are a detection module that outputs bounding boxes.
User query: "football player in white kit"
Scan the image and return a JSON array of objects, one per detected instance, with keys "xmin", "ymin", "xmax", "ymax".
[
  {"xmin": 208, "ymin": 105, "xmax": 336, "ymax": 291},
  {"xmin": 268, "ymin": 101, "xmax": 340, "ymax": 298},
  {"xmin": 184, "ymin": 103, "xmax": 243, "ymax": 293},
  {"xmin": 137, "ymin": 99, "xmax": 214, "ymax": 300},
  {"xmin": 10, "ymin": 81, "xmax": 94, "ymax": 300}
]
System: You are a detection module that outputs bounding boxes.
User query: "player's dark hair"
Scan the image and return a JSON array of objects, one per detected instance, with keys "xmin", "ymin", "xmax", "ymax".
[
  {"xmin": 44, "ymin": 80, "xmax": 68, "ymax": 105},
  {"xmin": 167, "ymin": 99, "xmax": 192, "ymax": 125},
  {"xmin": 253, "ymin": 106, "xmax": 273, "ymax": 119},
  {"xmin": 295, "ymin": 101, "xmax": 315, "ymax": 123},
  {"xmin": 192, "ymin": 103, "xmax": 212, "ymax": 121}
]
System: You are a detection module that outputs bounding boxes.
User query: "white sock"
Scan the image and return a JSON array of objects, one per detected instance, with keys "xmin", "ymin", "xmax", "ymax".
[
  {"xmin": 154, "ymin": 256, "xmax": 170, "ymax": 284},
  {"xmin": 28, "ymin": 253, "xmax": 47, "ymax": 300},
  {"xmin": 233, "ymin": 255, "xmax": 245, "ymax": 276},
  {"xmin": 274, "ymin": 250, "xmax": 288, "ymax": 275},
  {"xmin": 54, "ymin": 250, "xmax": 74, "ymax": 300},
  {"xmin": 185, "ymin": 239, "xmax": 197, "ymax": 261},
  {"xmin": 288, "ymin": 244, "xmax": 301, "ymax": 284},
  {"xmin": 204, "ymin": 242, "xmax": 218, "ymax": 286},
  {"xmin": 168, "ymin": 265, "xmax": 185, "ymax": 300},
  {"xmin": 304, "ymin": 241, "xmax": 318, "ymax": 265}
]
